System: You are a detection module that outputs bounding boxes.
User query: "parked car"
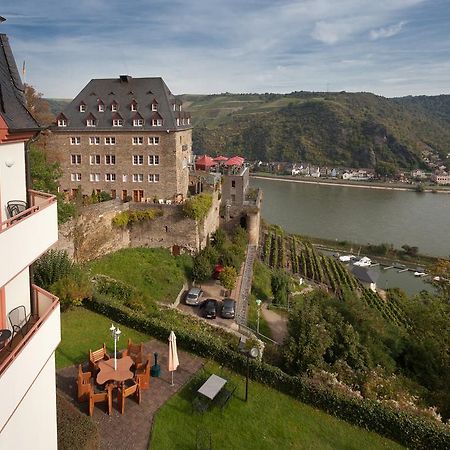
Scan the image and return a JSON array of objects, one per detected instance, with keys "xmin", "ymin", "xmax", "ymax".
[
  {"xmin": 213, "ymin": 264, "xmax": 224, "ymax": 279},
  {"xmin": 185, "ymin": 287, "xmax": 203, "ymax": 306},
  {"xmin": 201, "ymin": 299, "xmax": 218, "ymax": 319},
  {"xmin": 221, "ymin": 298, "xmax": 236, "ymax": 319}
]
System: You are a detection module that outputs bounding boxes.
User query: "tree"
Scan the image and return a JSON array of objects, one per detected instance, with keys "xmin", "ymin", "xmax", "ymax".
[
  {"xmin": 192, "ymin": 253, "xmax": 212, "ymax": 282},
  {"xmin": 219, "ymin": 266, "xmax": 238, "ymax": 292},
  {"xmin": 24, "ymin": 83, "xmax": 54, "ymax": 125},
  {"xmin": 271, "ymin": 270, "xmax": 290, "ymax": 306}
]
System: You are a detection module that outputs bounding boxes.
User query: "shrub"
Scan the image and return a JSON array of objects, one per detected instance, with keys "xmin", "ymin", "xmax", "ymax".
[
  {"xmin": 57, "ymin": 392, "xmax": 99, "ymax": 450},
  {"xmin": 33, "ymin": 250, "xmax": 73, "ymax": 290},
  {"xmin": 111, "ymin": 208, "xmax": 163, "ymax": 228},
  {"xmin": 192, "ymin": 252, "xmax": 214, "ymax": 282},
  {"xmin": 219, "ymin": 266, "xmax": 238, "ymax": 292},
  {"xmin": 84, "ymin": 296, "xmax": 450, "ymax": 450},
  {"xmin": 183, "ymin": 193, "xmax": 213, "ymax": 221}
]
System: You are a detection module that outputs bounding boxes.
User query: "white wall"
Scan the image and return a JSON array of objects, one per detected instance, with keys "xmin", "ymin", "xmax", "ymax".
[
  {"xmin": 4, "ymin": 268, "xmax": 31, "ymax": 330},
  {"xmin": 0, "ymin": 141, "xmax": 26, "ymax": 222},
  {"xmin": 0, "ymin": 354, "xmax": 58, "ymax": 450}
]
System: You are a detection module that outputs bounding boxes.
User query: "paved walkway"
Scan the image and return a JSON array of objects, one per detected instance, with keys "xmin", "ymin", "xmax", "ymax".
[
  {"xmin": 261, "ymin": 303, "xmax": 288, "ymax": 343},
  {"xmin": 236, "ymin": 244, "xmax": 257, "ymax": 325},
  {"xmin": 56, "ymin": 339, "xmax": 203, "ymax": 450}
]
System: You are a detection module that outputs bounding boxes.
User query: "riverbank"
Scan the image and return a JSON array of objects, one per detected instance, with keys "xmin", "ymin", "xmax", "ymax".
[{"xmin": 251, "ymin": 172, "xmax": 450, "ymax": 193}]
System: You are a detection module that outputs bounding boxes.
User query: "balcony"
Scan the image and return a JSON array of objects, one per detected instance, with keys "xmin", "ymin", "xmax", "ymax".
[
  {"xmin": 0, "ymin": 285, "xmax": 60, "ymax": 429},
  {"xmin": 0, "ymin": 190, "xmax": 58, "ymax": 287}
]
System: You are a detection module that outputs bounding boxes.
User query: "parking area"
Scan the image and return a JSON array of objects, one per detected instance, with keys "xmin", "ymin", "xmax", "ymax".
[{"xmin": 178, "ymin": 279, "xmax": 239, "ymax": 330}]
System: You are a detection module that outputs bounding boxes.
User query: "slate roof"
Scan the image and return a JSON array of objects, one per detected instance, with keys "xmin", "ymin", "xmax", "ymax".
[
  {"xmin": 0, "ymin": 34, "xmax": 40, "ymax": 131},
  {"xmin": 55, "ymin": 75, "xmax": 191, "ymax": 131},
  {"xmin": 351, "ymin": 266, "xmax": 379, "ymax": 284}
]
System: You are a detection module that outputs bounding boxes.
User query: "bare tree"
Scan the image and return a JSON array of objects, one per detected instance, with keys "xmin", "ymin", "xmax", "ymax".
[{"xmin": 24, "ymin": 83, "xmax": 55, "ymax": 126}]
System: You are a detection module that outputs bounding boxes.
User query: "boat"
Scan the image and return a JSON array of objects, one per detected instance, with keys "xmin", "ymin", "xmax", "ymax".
[
  {"xmin": 353, "ymin": 256, "xmax": 372, "ymax": 267},
  {"xmin": 339, "ymin": 255, "xmax": 355, "ymax": 262},
  {"xmin": 414, "ymin": 271, "xmax": 427, "ymax": 277},
  {"xmin": 433, "ymin": 276, "xmax": 441, "ymax": 281}
]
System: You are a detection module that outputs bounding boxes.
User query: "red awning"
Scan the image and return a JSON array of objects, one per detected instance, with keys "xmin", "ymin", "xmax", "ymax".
[
  {"xmin": 195, "ymin": 155, "xmax": 216, "ymax": 170},
  {"xmin": 214, "ymin": 155, "xmax": 229, "ymax": 162},
  {"xmin": 224, "ymin": 156, "xmax": 244, "ymax": 166}
]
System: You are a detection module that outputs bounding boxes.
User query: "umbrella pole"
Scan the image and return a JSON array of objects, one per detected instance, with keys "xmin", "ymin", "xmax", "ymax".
[{"xmin": 171, "ymin": 371, "xmax": 174, "ymax": 386}]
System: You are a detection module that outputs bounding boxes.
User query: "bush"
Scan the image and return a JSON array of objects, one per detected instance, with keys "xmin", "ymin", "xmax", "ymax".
[
  {"xmin": 183, "ymin": 193, "xmax": 213, "ymax": 221},
  {"xmin": 111, "ymin": 209, "xmax": 164, "ymax": 228},
  {"xmin": 84, "ymin": 296, "xmax": 450, "ymax": 450},
  {"xmin": 57, "ymin": 392, "xmax": 99, "ymax": 450},
  {"xmin": 33, "ymin": 250, "xmax": 73, "ymax": 290},
  {"xmin": 219, "ymin": 266, "xmax": 238, "ymax": 292}
]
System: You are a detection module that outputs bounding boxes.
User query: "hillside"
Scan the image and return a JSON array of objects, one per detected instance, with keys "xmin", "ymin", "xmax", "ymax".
[
  {"xmin": 46, "ymin": 92, "xmax": 450, "ymax": 169},
  {"xmin": 184, "ymin": 92, "xmax": 450, "ymax": 169}
]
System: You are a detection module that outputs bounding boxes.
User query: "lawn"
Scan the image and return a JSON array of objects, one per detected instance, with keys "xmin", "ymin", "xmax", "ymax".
[
  {"xmin": 88, "ymin": 247, "xmax": 192, "ymax": 308},
  {"xmin": 150, "ymin": 362, "xmax": 404, "ymax": 450},
  {"xmin": 56, "ymin": 307, "xmax": 150, "ymax": 369}
]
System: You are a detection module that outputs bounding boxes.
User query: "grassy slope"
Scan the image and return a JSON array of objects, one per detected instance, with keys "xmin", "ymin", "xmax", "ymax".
[
  {"xmin": 56, "ymin": 308, "xmax": 150, "ymax": 369},
  {"xmin": 150, "ymin": 362, "xmax": 404, "ymax": 450},
  {"xmin": 88, "ymin": 247, "xmax": 192, "ymax": 309}
]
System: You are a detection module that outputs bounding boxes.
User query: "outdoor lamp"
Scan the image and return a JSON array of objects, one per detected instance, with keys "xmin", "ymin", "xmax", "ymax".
[
  {"xmin": 110, "ymin": 323, "xmax": 121, "ymax": 370},
  {"xmin": 238, "ymin": 337, "xmax": 259, "ymax": 402},
  {"xmin": 255, "ymin": 299, "xmax": 262, "ymax": 335}
]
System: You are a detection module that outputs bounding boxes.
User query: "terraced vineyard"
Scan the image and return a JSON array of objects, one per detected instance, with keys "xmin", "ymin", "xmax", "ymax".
[{"xmin": 261, "ymin": 230, "xmax": 410, "ymax": 329}]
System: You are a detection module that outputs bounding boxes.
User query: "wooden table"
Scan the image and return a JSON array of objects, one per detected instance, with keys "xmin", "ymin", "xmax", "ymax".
[
  {"xmin": 96, "ymin": 356, "xmax": 134, "ymax": 385},
  {"xmin": 197, "ymin": 374, "xmax": 227, "ymax": 400}
]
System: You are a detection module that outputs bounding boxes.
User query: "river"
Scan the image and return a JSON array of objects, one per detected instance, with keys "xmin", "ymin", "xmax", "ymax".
[{"xmin": 250, "ymin": 176, "xmax": 450, "ymax": 295}]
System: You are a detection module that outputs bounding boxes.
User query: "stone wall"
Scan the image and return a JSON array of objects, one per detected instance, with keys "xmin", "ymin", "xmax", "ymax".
[{"xmin": 52, "ymin": 191, "xmax": 220, "ymax": 262}]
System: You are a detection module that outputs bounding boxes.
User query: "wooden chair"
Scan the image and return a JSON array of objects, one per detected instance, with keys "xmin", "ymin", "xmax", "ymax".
[
  {"xmin": 88, "ymin": 382, "xmax": 113, "ymax": 416},
  {"xmin": 89, "ymin": 343, "xmax": 109, "ymax": 373},
  {"xmin": 122, "ymin": 338, "xmax": 143, "ymax": 366},
  {"xmin": 76, "ymin": 365, "xmax": 92, "ymax": 402},
  {"xmin": 135, "ymin": 355, "xmax": 150, "ymax": 390},
  {"xmin": 118, "ymin": 378, "xmax": 141, "ymax": 414}
]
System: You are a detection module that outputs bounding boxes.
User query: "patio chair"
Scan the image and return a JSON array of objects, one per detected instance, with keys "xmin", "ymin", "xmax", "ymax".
[
  {"xmin": 118, "ymin": 378, "xmax": 141, "ymax": 414},
  {"xmin": 89, "ymin": 343, "xmax": 110, "ymax": 373},
  {"xmin": 192, "ymin": 396, "xmax": 209, "ymax": 415},
  {"xmin": 76, "ymin": 365, "xmax": 92, "ymax": 402},
  {"xmin": 135, "ymin": 355, "xmax": 150, "ymax": 390},
  {"xmin": 122, "ymin": 338, "xmax": 143, "ymax": 366},
  {"xmin": 8, "ymin": 305, "xmax": 31, "ymax": 338},
  {"xmin": 216, "ymin": 382, "xmax": 237, "ymax": 411},
  {"xmin": 6, "ymin": 200, "xmax": 28, "ymax": 218},
  {"xmin": 88, "ymin": 381, "xmax": 113, "ymax": 416}
]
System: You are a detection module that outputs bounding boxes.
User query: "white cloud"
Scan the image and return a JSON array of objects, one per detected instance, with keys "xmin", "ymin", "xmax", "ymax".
[{"xmin": 369, "ymin": 21, "xmax": 407, "ymax": 40}]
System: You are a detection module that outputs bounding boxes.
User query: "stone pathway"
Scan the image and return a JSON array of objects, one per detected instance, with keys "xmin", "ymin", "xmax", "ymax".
[
  {"xmin": 261, "ymin": 303, "xmax": 288, "ymax": 344},
  {"xmin": 236, "ymin": 244, "xmax": 257, "ymax": 325},
  {"xmin": 56, "ymin": 339, "xmax": 203, "ymax": 450}
]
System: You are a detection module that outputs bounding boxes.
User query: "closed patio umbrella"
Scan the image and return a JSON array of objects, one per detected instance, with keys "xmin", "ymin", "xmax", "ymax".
[{"xmin": 168, "ymin": 331, "xmax": 179, "ymax": 386}]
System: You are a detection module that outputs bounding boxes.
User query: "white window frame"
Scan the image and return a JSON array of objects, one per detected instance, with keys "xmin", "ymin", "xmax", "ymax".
[
  {"xmin": 111, "ymin": 103, "xmax": 118, "ymax": 112},
  {"xmin": 133, "ymin": 119, "xmax": 144, "ymax": 127},
  {"xmin": 71, "ymin": 173, "xmax": 81, "ymax": 182},
  {"xmin": 152, "ymin": 119, "xmax": 162, "ymax": 126},
  {"xmin": 131, "ymin": 103, "xmax": 137, "ymax": 111},
  {"xmin": 105, "ymin": 173, "xmax": 116, "ymax": 182},
  {"xmin": 132, "ymin": 137, "xmax": 144, "ymax": 145},
  {"xmin": 122, "ymin": 174, "xmax": 128, "ymax": 182},
  {"xmin": 86, "ymin": 119, "xmax": 96, "ymax": 127},
  {"xmin": 187, "ymin": 117, "xmax": 190, "ymax": 124},
  {"xmin": 71, "ymin": 154, "xmax": 81, "ymax": 165},
  {"xmin": 105, "ymin": 137, "xmax": 116, "ymax": 145},
  {"xmin": 89, "ymin": 136, "xmax": 100, "ymax": 145},
  {"xmin": 98, "ymin": 104, "xmax": 105, "ymax": 112},
  {"xmin": 90, "ymin": 154, "xmax": 101, "ymax": 165},
  {"xmin": 105, "ymin": 154, "xmax": 116, "ymax": 165},
  {"xmin": 79, "ymin": 104, "xmax": 86, "ymax": 112},
  {"xmin": 90, "ymin": 173, "xmax": 101, "ymax": 182},
  {"xmin": 70, "ymin": 137, "xmax": 81, "ymax": 145},
  {"xmin": 112, "ymin": 119, "xmax": 123, "ymax": 127},
  {"xmin": 132, "ymin": 174, "xmax": 144, "ymax": 182},
  {"xmin": 58, "ymin": 119, "xmax": 67, "ymax": 127},
  {"xmin": 176, "ymin": 118, "xmax": 180, "ymax": 126},
  {"xmin": 152, "ymin": 103, "xmax": 158, "ymax": 111},
  {"xmin": 132, "ymin": 155, "xmax": 144, "ymax": 165},
  {"xmin": 148, "ymin": 155, "xmax": 160, "ymax": 165}
]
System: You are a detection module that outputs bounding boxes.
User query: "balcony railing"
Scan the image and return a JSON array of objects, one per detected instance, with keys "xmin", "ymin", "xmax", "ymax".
[
  {"xmin": 0, "ymin": 190, "xmax": 56, "ymax": 233},
  {"xmin": 0, "ymin": 284, "xmax": 60, "ymax": 376}
]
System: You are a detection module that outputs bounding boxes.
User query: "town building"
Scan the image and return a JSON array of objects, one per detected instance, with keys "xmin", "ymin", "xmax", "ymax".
[
  {"xmin": 45, "ymin": 76, "xmax": 192, "ymax": 202},
  {"xmin": 431, "ymin": 170, "xmax": 450, "ymax": 185},
  {"xmin": 0, "ymin": 30, "xmax": 60, "ymax": 448}
]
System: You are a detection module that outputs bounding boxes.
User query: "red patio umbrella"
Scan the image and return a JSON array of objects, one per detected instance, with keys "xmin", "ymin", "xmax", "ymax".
[
  {"xmin": 224, "ymin": 156, "xmax": 245, "ymax": 166},
  {"xmin": 213, "ymin": 155, "xmax": 229, "ymax": 162},
  {"xmin": 195, "ymin": 155, "xmax": 216, "ymax": 170}
]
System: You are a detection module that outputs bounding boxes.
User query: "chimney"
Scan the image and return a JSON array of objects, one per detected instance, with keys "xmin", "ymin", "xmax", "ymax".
[{"xmin": 119, "ymin": 75, "xmax": 131, "ymax": 82}]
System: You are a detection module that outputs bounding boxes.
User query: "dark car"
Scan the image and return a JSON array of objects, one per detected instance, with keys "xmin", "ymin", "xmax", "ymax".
[
  {"xmin": 221, "ymin": 298, "xmax": 236, "ymax": 319},
  {"xmin": 201, "ymin": 299, "xmax": 218, "ymax": 319}
]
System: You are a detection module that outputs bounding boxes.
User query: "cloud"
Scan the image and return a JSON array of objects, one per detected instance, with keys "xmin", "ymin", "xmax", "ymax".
[{"xmin": 369, "ymin": 21, "xmax": 407, "ymax": 40}]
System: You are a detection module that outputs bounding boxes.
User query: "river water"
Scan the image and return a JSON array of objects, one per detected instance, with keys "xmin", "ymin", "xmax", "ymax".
[{"xmin": 250, "ymin": 176, "xmax": 450, "ymax": 295}]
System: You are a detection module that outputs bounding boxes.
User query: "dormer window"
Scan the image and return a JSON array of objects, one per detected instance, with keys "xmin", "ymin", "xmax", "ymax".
[
  {"xmin": 58, "ymin": 119, "xmax": 67, "ymax": 127},
  {"xmin": 113, "ymin": 119, "xmax": 123, "ymax": 127},
  {"xmin": 133, "ymin": 119, "xmax": 144, "ymax": 127},
  {"xmin": 130, "ymin": 100, "xmax": 138, "ymax": 111},
  {"xmin": 151, "ymin": 101, "xmax": 158, "ymax": 111},
  {"xmin": 111, "ymin": 101, "xmax": 119, "ymax": 112},
  {"xmin": 79, "ymin": 102, "xmax": 86, "ymax": 112},
  {"xmin": 86, "ymin": 113, "xmax": 97, "ymax": 127},
  {"xmin": 98, "ymin": 101, "xmax": 105, "ymax": 112},
  {"xmin": 152, "ymin": 119, "xmax": 162, "ymax": 126},
  {"xmin": 187, "ymin": 117, "xmax": 190, "ymax": 124},
  {"xmin": 172, "ymin": 103, "xmax": 176, "ymax": 111},
  {"xmin": 176, "ymin": 118, "xmax": 180, "ymax": 126}
]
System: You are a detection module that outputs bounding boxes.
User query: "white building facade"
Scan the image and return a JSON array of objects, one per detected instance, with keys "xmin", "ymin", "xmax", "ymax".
[{"xmin": 0, "ymin": 32, "xmax": 60, "ymax": 449}]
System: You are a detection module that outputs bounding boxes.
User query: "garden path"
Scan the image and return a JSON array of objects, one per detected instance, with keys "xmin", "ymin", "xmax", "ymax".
[
  {"xmin": 56, "ymin": 339, "xmax": 203, "ymax": 450},
  {"xmin": 261, "ymin": 303, "xmax": 288, "ymax": 343}
]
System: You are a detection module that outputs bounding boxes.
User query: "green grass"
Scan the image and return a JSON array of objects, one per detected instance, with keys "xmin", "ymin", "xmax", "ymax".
[
  {"xmin": 88, "ymin": 247, "xmax": 192, "ymax": 308},
  {"xmin": 56, "ymin": 308, "xmax": 150, "ymax": 369},
  {"xmin": 150, "ymin": 362, "xmax": 404, "ymax": 450}
]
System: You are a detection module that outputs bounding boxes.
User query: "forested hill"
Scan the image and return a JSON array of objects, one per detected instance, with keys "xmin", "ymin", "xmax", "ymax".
[
  {"xmin": 184, "ymin": 92, "xmax": 450, "ymax": 169},
  {"xmin": 47, "ymin": 92, "xmax": 450, "ymax": 170}
]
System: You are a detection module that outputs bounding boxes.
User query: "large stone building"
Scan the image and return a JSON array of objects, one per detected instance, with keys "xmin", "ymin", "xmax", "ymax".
[{"xmin": 45, "ymin": 75, "xmax": 192, "ymax": 202}]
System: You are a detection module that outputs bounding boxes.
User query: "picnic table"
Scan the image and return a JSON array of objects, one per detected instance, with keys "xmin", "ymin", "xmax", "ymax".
[{"xmin": 197, "ymin": 374, "xmax": 227, "ymax": 400}]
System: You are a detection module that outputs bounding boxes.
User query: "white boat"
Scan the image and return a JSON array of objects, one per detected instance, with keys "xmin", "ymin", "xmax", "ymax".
[
  {"xmin": 339, "ymin": 255, "xmax": 355, "ymax": 262},
  {"xmin": 433, "ymin": 276, "xmax": 441, "ymax": 281},
  {"xmin": 353, "ymin": 256, "xmax": 372, "ymax": 267},
  {"xmin": 414, "ymin": 271, "xmax": 427, "ymax": 277}
]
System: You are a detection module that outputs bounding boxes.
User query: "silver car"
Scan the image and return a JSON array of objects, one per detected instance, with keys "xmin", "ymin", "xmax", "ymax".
[{"xmin": 185, "ymin": 287, "xmax": 203, "ymax": 306}]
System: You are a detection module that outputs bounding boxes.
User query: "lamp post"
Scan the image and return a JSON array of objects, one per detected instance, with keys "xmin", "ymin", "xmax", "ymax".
[
  {"xmin": 109, "ymin": 323, "xmax": 121, "ymax": 370},
  {"xmin": 255, "ymin": 299, "xmax": 262, "ymax": 335},
  {"xmin": 239, "ymin": 337, "xmax": 259, "ymax": 402}
]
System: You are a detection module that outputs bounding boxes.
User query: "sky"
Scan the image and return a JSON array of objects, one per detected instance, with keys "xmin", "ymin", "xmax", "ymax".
[{"xmin": 1, "ymin": 0, "xmax": 449, "ymax": 98}]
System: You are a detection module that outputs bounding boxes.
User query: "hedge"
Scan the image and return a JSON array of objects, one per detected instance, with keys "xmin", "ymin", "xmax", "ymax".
[
  {"xmin": 57, "ymin": 392, "xmax": 99, "ymax": 450},
  {"xmin": 85, "ymin": 296, "xmax": 450, "ymax": 450}
]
